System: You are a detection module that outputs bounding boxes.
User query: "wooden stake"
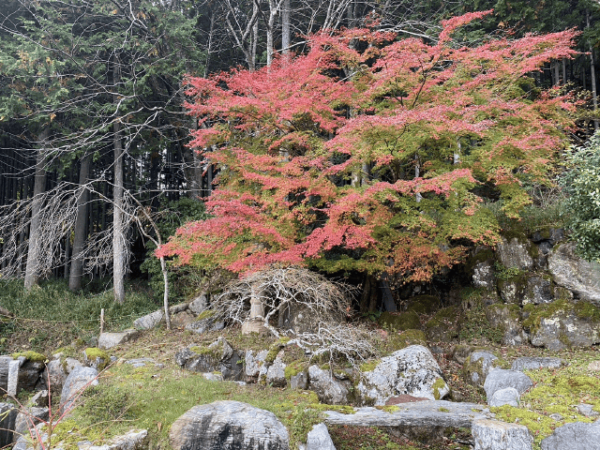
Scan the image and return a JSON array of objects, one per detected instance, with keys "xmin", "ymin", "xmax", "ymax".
[{"xmin": 100, "ymin": 308, "xmax": 105, "ymax": 334}]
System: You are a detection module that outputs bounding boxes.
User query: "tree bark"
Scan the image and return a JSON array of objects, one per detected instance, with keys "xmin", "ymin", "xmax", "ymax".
[
  {"xmin": 113, "ymin": 61, "xmax": 126, "ymax": 303},
  {"xmin": 282, "ymin": 0, "xmax": 291, "ymax": 54},
  {"xmin": 69, "ymin": 152, "xmax": 91, "ymax": 291},
  {"xmin": 24, "ymin": 129, "xmax": 49, "ymax": 290}
]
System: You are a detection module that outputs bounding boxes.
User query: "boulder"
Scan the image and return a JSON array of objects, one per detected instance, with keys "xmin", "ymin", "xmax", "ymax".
[
  {"xmin": 0, "ymin": 403, "xmax": 17, "ymax": 447},
  {"xmin": 245, "ymin": 350, "xmax": 268, "ymax": 379},
  {"xmin": 540, "ymin": 419, "xmax": 600, "ymax": 450},
  {"xmin": 83, "ymin": 348, "xmax": 109, "ymax": 371},
  {"xmin": 60, "ymin": 366, "xmax": 99, "ymax": 413},
  {"xmin": 378, "ymin": 311, "xmax": 421, "ymax": 331},
  {"xmin": 324, "ymin": 401, "xmax": 492, "ymax": 429},
  {"xmin": 266, "ymin": 358, "xmax": 287, "ymax": 388},
  {"xmin": 483, "ymin": 369, "xmax": 533, "ymax": 400},
  {"xmin": 472, "ymin": 260, "xmax": 496, "ymax": 290},
  {"xmin": 488, "ymin": 388, "xmax": 520, "ymax": 407},
  {"xmin": 357, "ymin": 345, "xmax": 449, "ymax": 405},
  {"xmin": 498, "ymin": 278, "xmax": 526, "ymax": 305},
  {"xmin": 184, "ymin": 312, "xmax": 224, "ymax": 335},
  {"xmin": 188, "ymin": 294, "xmax": 207, "ymax": 315},
  {"xmin": 133, "ymin": 310, "xmax": 164, "ymax": 330},
  {"xmin": 549, "ymin": 243, "xmax": 600, "ymax": 304},
  {"xmin": 485, "ymin": 304, "xmax": 527, "ymax": 346},
  {"xmin": 169, "ymin": 401, "xmax": 289, "ymax": 450},
  {"xmin": 13, "ymin": 407, "xmax": 49, "ymax": 443},
  {"xmin": 463, "ymin": 351, "xmax": 498, "ymax": 387},
  {"xmin": 576, "ymin": 404, "xmax": 599, "ymax": 418},
  {"xmin": 525, "ymin": 302, "xmax": 600, "ymax": 350},
  {"xmin": 308, "ymin": 365, "xmax": 350, "ymax": 405},
  {"xmin": 30, "ymin": 390, "xmax": 49, "ymax": 407},
  {"xmin": 98, "ymin": 329, "xmax": 139, "ymax": 349},
  {"xmin": 290, "ymin": 372, "xmax": 308, "ymax": 390},
  {"xmin": 472, "ymin": 419, "xmax": 532, "ymax": 450},
  {"xmin": 511, "ymin": 357, "xmax": 564, "ymax": 371},
  {"xmin": 424, "ymin": 307, "xmax": 461, "ymax": 341},
  {"xmin": 175, "ymin": 338, "xmax": 243, "ymax": 380},
  {"xmin": 523, "ymin": 275, "xmax": 554, "ymax": 305},
  {"xmin": 78, "ymin": 429, "xmax": 148, "ymax": 450},
  {"xmin": 496, "ymin": 237, "xmax": 534, "ymax": 271},
  {"xmin": 16, "ymin": 358, "xmax": 45, "ymax": 392},
  {"xmin": 306, "ymin": 424, "xmax": 335, "ymax": 450}
]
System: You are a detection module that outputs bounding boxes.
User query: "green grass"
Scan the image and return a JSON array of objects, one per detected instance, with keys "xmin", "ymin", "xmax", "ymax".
[{"xmin": 0, "ymin": 279, "xmax": 161, "ymax": 353}]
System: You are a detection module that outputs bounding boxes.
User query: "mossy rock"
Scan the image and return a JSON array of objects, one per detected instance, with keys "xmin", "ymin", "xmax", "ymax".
[
  {"xmin": 195, "ymin": 309, "xmax": 217, "ymax": 321},
  {"xmin": 284, "ymin": 360, "xmax": 307, "ymax": 380},
  {"xmin": 378, "ymin": 311, "xmax": 421, "ymax": 331},
  {"xmin": 425, "ymin": 306, "xmax": 461, "ymax": 342},
  {"xmin": 84, "ymin": 347, "xmax": 109, "ymax": 370},
  {"xmin": 406, "ymin": 295, "xmax": 440, "ymax": 314},
  {"xmin": 12, "ymin": 351, "xmax": 46, "ymax": 362},
  {"xmin": 265, "ymin": 337, "xmax": 291, "ymax": 364},
  {"xmin": 387, "ymin": 329, "xmax": 427, "ymax": 352}
]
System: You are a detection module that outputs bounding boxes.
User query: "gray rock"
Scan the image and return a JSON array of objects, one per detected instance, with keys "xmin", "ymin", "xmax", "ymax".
[
  {"xmin": 30, "ymin": 390, "xmax": 49, "ymax": 407},
  {"xmin": 78, "ymin": 429, "xmax": 148, "ymax": 450},
  {"xmin": 357, "ymin": 345, "xmax": 449, "ymax": 405},
  {"xmin": 528, "ymin": 308, "xmax": 600, "ymax": 350},
  {"xmin": 308, "ymin": 365, "xmax": 350, "ymax": 405},
  {"xmin": 15, "ymin": 359, "xmax": 45, "ymax": 392},
  {"xmin": 498, "ymin": 279, "xmax": 525, "ymax": 305},
  {"xmin": 488, "ymin": 388, "xmax": 520, "ymax": 407},
  {"xmin": 291, "ymin": 372, "xmax": 308, "ymax": 390},
  {"xmin": 175, "ymin": 338, "xmax": 243, "ymax": 380},
  {"xmin": 42, "ymin": 359, "xmax": 66, "ymax": 392},
  {"xmin": 0, "ymin": 403, "xmax": 17, "ymax": 447},
  {"xmin": 472, "ymin": 419, "xmax": 533, "ymax": 450},
  {"xmin": 473, "ymin": 260, "xmax": 496, "ymax": 290},
  {"xmin": 245, "ymin": 350, "xmax": 268, "ymax": 379},
  {"xmin": 524, "ymin": 275, "xmax": 554, "ymax": 305},
  {"xmin": 324, "ymin": 401, "xmax": 492, "ymax": 429},
  {"xmin": 133, "ymin": 310, "xmax": 164, "ymax": 330},
  {"xmin": 184, "ymin": 315, "xmax": 224, "ymax": 335},
  {"xmin": 266, "ymin": 358, "xmax": 287, "ymax": 388},
  {"xmin": 463, "ymin": 351, "xmax": 498, "ymax": 387},
  {"xmin": 540, "ymin": 419, "xmax": 600, "ymax": 450},
  {"xmin": 125, "ymin": 358, "xmax": 156, "ymax": 368},
  {"xmin": 497, "ymin": 237, "xmax": 534, "ymax": 271},
  {"xmin": 169, "ymin": 401, "xmax": 289, "ymax": 450},
  {"xmin": 13, "ymin": 407, "xmax": 49, "ymax": 443},
  {"xmin": 202, "ymin": 372, "xmax": 224, "ymax": 382},
  {"xmin": 576, "ymin": 404, "xmax": 600, "ymax": 418},
  {"xmin": 486, "ymin": 304, "xmax": 527, "ymax": 346},
  {"xmin": 0, "ymin": 356, "xmax": 14, "ymax": 392},
  {"xmin": 98, "ymin": 329, "xmax": 139, "ymax": 349},
  {"xmin": 306, "ymin": 424, "xmax": 335, "ymax": 450},
  {"xmin": 511, "ymin": 357, "xmax": 565, "ymax": 371},
  {"xmin": 550, "ymin": 413, "xmax": 564, "ymax": 421},
  {"xmin": 188, "ymin": 294, "xmax": 207, "ymax": 315},
  {"xmin": 60, "ymin": 366, "xmax": 99, "ymax": 412},
  {"xmin": 63, "ymin": 357, "xmax": 83, "ymax": 374},
  {"xmin": 549, "ymin": 243, "xmax": 600, "ymax": 304},
  {"xmin": 483, "ymin": 369, "xmax": 533, "ymax": 400}
]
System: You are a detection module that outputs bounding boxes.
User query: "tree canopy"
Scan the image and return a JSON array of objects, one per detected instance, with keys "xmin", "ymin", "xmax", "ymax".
[{"xmin": 158, "ymin": 12, "xmax": 579, "ymax": 284}]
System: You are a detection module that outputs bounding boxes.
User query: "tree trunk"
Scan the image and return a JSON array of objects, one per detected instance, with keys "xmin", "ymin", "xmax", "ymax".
[
  {"xmin": 113, "ymin": 60, "xmax": 126, "ymax": 303},
  {"xmin": 588, "ymin": 10, "xmax": 598, "ymax": 131},
  {"xmin": 24, "ymin": 129, "xmax": 49, "ymax": 290},
  {"xmin": 282, "ymin": 0, "xmax": 291, "ymax": 54},
  {"xmin": 69, "ymin": 153, "xmax": 91, "ymax": 291}
]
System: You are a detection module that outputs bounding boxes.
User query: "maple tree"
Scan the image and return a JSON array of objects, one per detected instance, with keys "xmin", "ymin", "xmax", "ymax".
[{"xmin": 158, "ymin": 11, "xmax": 578, "ymax": 286}]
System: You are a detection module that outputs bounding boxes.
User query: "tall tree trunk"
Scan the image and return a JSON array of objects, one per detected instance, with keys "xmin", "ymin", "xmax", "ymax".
[
  {"xmin": 282, "ymin": 0, "xmax": 290, "ymax": 54},
  {"xmin": 24, "ymin": 129, "xmax": 49, "ymax": 290},
  {"xmin": 69, "ymin": 153, "xmax": 91, "ymax": 291},
  {"xmin": 113, "ymin": 62, "xmax": 126, "ymax": 303}
]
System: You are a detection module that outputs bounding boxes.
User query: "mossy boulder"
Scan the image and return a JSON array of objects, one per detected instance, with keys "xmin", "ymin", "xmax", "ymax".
[
  {"xmin": 378, "ymin": 311, "xmax": 421, "ymax": 331},
  {"xmin": 496, "ymin": 236, "xmax": 535, "ymax": 271},
  {"xmin": 523, "ymin": 300, "xmax": 600, "ymax": 350},
  {"xmin": 406, "ymin": 295, "xmax": 440, "ymax": 314},
  {"xmin": 175, "ymin": 337, "xmax": 244, "ymax": 380},
  {"xmin": 424, "ymin": 306, "xmax": 461, "ymax": 342},
  {"xmin": 83, "ymin": 348, "xmax": 109, "ymax": 371},
  {"xmin": 386, "ymin": 329, "xmax": 427, "ymax": 353},
  {"xmin": 462, "ymin": 350, "xmax": 498, "ymax": 387},
  {"xmin": 485, "ymin": 304, "xmax": 527, "ymax": 346}
]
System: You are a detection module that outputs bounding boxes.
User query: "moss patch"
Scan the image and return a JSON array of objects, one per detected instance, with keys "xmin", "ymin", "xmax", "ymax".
[
  {"xmin": 432, "ymin": 377, "xmax": 446, "ymax": 400},
  {"xmin": 378, "ymin": 311, "xmax": 421, "ymax": 331},
  {"xmin": 195, "ymin": 309, "xmax": 216, "ymax": 321},
  {"xmin": 406, "ymin": 295, "xmax": 440, "ymax": 315},
  {"xmin": 284, "ymin": 360, "xmax": 307, "ymax": 380},
  {"xmin": 12, "ymin": 350, "xmax": 46, "ymax": 362}
]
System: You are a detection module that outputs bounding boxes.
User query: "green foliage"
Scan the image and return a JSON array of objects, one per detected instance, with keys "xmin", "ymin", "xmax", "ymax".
[
  {"xmin": 561, "ymin": 131, "xmax": 600, "ymax": 263},
  {"xmin": 141, "ymin": 198, "xmax": 208, "ymax": 301}
]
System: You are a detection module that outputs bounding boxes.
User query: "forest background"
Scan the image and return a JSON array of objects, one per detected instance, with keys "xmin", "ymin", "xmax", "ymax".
[{"xmin": 0, "ymin": 0, "xmax": 599, "ymax": 313}]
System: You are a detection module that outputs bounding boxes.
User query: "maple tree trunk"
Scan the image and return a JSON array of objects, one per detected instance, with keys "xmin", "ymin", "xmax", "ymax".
[
  {"xmin": 24, "ymin": 130, "xmax": 49, "ymax": 290},
  {"xmin": 360, "ymin": 274, "xmax": 378, "ymax": 313},
  {"xmin": 69, "ymin": 152, "xmax": 91, "ymax": 291}
]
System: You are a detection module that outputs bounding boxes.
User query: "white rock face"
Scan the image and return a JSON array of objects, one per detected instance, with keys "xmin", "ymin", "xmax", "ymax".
[
  {"xmin": 169, "ymin": 401, "xmax": 289, "ymax": 450},
  {"xmin": 98, "ymin": 329, "xmax": 139, "ymax": 349},
  {"xmin": 306, "ymin": 424, "xmax": 336, "ymax": 450},
  {"xmin": 357, "ymin": 345, "xmax": 449, "ymax": 405},
  {"xmin": 472, "ymin": 419, "xmax": 533, "ymax": 450},
  {"xmin": 496, "ymin": 237, "xmax": 534, "ymax": 271},
  {"xmin": 483, "ymin": 369, "xmax": 532, "ymax": 401},
  {"xmin": 488, "ymin": 388, "xmax": 520, "ymax": 407},
  {"xmin": 549, "ymin": 243, "xmax": 600, "ymax": 303}
]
